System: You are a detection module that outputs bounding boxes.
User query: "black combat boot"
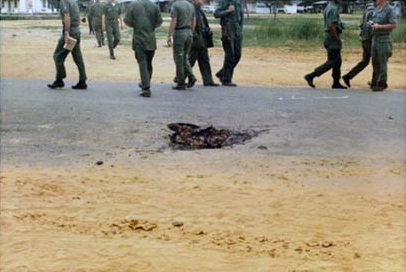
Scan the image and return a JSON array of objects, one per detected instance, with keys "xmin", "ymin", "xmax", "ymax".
[
  {"xmin": 304, "ymin": 74, "xmax": 315, "ymax": 88},
  {"xmin": 187, "ymin": 76, "xmax": 197, "ymax": 88},
  {"xmin": 332, "ymin": 80, "xmax": 347, "ymax": 89},
  {"xmin": 204, "ymin": 82, "xmax": 220, "ymax": 87},
  {"xmin": 72, "ymin": 80, "xmax": 87, "ymax": 90},
  {"xmin": 172, "ymin": 84, "xmax": 187, "ymax": 90},
  {"xmin": 140, "ymin": 88, "xmax": 151, "ymax": 98},
  {"xmin": 342, "ymin": 74, "xmax": 351, "ymax": 88},
  {"xmin": 47, "ymin": 79, "xmax": 64, "ymax": 89},
  {"xmin": 222, "ymin": 81, "xmax": 237, "ymax": 87}
]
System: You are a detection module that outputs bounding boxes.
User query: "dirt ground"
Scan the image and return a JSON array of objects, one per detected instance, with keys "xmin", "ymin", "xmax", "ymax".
[{"xmin": 1, "ymin": 20, "xmax": 406, "ymax": 271}]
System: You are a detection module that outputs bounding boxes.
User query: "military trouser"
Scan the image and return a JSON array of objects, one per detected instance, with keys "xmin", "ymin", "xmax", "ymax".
[
  {"xmin": 92, "ymin": 17, "xmax": 104, "ymax": 46},
  {"xmin": 87, "ymin": 16, "xmax": 94, "ymax": 34},
  {"xmin": 53, "ymin": 27, "xmax": 87, "ymax": 82},
  {"xmin": 217, "ymin": 34, "xmax": 242, "ymax": 83},
  {"xmin": 173, "ymin": 29, "xmax": 194, "ymax": 85},
  {"xmin": 106, "ymin": 21, "xmax": 120, "ymax": 56},
  {"xmin": 311, "ymin": 35, "xmax": 342, "ymax": 82},
  {"xmin": 371, "ymin": 37, "xmax": 392, "ymax": 88},
  {"xmin": 189, "ymin": 47, "xmax": 214, "ymax": 85},
  {"xmin": 134, "ymin": 47, "xmax": 155, "ymax": 90},
  {"xmin": 345, "ymin": 40, "xmax": 371, "ymax": 79}
]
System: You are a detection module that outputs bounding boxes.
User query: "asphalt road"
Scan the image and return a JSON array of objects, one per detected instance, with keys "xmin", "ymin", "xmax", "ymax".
[{"xmin": 1, "ymin": 78, "xmax": 405, "ymax": 167}]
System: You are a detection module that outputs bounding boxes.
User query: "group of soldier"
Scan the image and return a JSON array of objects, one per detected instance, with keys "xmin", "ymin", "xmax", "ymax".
[
  {"xmin": 47, "ymin": 0, "xmax": 398, "ymax": 96},
  {"xmin": 305, "ymin": 0, "xmax": 398, "ymax": 92}
]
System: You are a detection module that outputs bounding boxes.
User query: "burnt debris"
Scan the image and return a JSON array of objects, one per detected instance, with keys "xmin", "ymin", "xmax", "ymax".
[{"xmin": 168, "ymin": 123, "xmax": 258, "ymax": 150}]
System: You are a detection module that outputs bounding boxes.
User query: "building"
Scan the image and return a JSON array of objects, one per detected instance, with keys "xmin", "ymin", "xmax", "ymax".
[{"xmin": 1, "ymin": 0, "xmax": 59, "ymax": 13}]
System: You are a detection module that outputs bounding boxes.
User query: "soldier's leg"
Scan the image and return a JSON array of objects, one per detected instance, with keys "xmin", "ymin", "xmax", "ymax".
[
  {"xmin": 183, "ymin": 33, "xmax": 194, "ymax": 80},
  {"xmin": 101, "ymin": 30, "xmax": 105, "ymax": 45},
  {"xmin": 135, "ymin": 47, "xmax": 150, "ymax": 89},
  {"xmin": 376, "ymin": 41, "xmax": 392, "ymax": 88},
  {"xmin": 221, "ymin": 37, "xmax": 234, "ymax": 83},
  {"xmin": 173, "ymin": 32, "xmax": 186, "ymax": 85},
  {"xmin": 331, "ymin": 48, "xmax": 342, "ymax": 84},
  {"xmin": 71, "ymin": 34, "xmax": 87, "ymax": 82},
  {"xmin": 229, "ymin": 36, "xmax": 242, "ymax": 82},
  {"xmin": 197, "ymin": 48, "xmax": 214, "ymax": 85},
  {"xmin": 106, "ymin": 24, "xmax": 115, "ymax": 57},
  {"xmin": 371, "ymin": 40, "xmax": 379, "ymax": 88},
  {"xmin": 88, "ymin": 17, "xmax": 92, "ymax": 34},
  {"xmin": 345, "ymin": 40, "xmax": 372, "ymax": 79},
  {"xmin": 312, "ymin": 48, "xmax": 334, "ymax": 77},
  {"xmin": 113, "ymin": 23, "xmax": 120, "ymax": 49},
  {"xmin": 53, "ymin": 36, "xmax": 70, "ymax": 80},
  {"xmin": 146, "ymin": 50, "xmax": 155, "ymax": 80},
  {"xmin": 94, "ymin": 24, "xmax": 102, "ymax": 47},
  {"xmin": 189, "ymin": 47, "xmax": 199, "ymax": 68}
]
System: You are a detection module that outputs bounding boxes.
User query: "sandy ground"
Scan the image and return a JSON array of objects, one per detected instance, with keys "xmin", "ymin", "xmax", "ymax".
[{"xmin": 1, "ymin": 20, "xmax": 406, "ymax": 271}]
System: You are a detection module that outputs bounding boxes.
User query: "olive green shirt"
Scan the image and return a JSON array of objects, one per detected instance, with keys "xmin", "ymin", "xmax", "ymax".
[
  {"xmin": 103, "ymin": 2, "xmax": 121, "ymax": 22},
  {"xmin": 170, "ymin": 0, "xmax": 195, "ymax": 29},
  {"xmin": 359, "ymin": 4, "xmax": 375, "ymax": 41},
  {"xmin": 372, "ymin": 3, "xmax": 397, "ymax": 42},
  {"xmin": 89, "ymin": 2, "xmax": 104, "ymax": 19},
  {"xmin": 324, "ymin": 1, "xmax": 341, "ymax": 32},
  {"xmin": 214, "ymin": 0, "xmax": 243, "ymax": 35},
  {"xmin": 60, "ymin": 0, "xmax": 80, "ymax": 28},
  {"xmin": 124, "ymin": 0, "xmax": 163, "ymax": 51}
]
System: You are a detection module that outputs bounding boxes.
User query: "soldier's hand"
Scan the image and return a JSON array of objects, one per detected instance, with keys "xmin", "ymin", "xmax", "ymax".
[
  {"xmin": 227, "ymin": 5, "xmax": 235, "ymax": 13},
  {"xmin": 64, "ymin": 32, "xmax": 70, "ymax": 45},
  {"xmin": 120, "ymin": 24, "xmax": 124, "ymax": 30},
  {"xmin": 167, "ymin": 36, "xmax": 172, "ymax": 47},
  {"xmin": 373, "ymin": 24, "xmax": 382, "ymax": 31}
]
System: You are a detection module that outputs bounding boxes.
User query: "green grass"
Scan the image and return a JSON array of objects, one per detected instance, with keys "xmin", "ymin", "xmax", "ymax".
[
  {"xmin": 240, "ymin": 16, "xmax": 406, "ymax": 49},
  {"xmin": 120, "ymin": 14, "xmax": 405, "ymax": 49}
]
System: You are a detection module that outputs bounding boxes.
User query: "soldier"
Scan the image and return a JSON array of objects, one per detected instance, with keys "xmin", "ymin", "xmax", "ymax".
[
  {"xmin": 102, "ymin": 0, "xmax": 124, "ymax": 60},
  {"xmin": 189, "ymin": 0, "xmax": 219, "ymax": 87},
  {"xmin": 304, "ymin": 0, "xmax": 347, "ymax": 89},
  {"xmin": 47, "ymin": 0, "xmax": 87, "ymax": 90},
  {"xmin": 342, "ymin": 0, "xmax": 376, "ymax": 88},
  {"xmin": 370, "ymin": 0, "xmax": 398, "ymax": 92},
  {"xmin": 124, "ymin": 0, "xmax": 163, "ymax": 98},
  {"xmin": 89, "ymin": 0, "xmax": 105, "ymax": 47},
  {"xmin": 167, "ymin": 0, "xmax": 196, "ymax": 90},
  {"xmin": 86, "ymin": 1, "xmax": 94, "ymax": 35},
  {"xmin": 214, "ymin": 0, "xmax": 243, "ymax": 87}
]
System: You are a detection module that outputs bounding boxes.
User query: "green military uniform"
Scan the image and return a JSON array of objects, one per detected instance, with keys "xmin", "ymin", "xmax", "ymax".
[
  {"xmin": 371, "ymin": 2, "xmax": 397, "ymax": 91},
  {"xmin": 52, "ymin": 0, "xmax": 87, "ymax": 83},
  {"xmin": 86, "ymin": 2, "xmax": 94, "ymax": 34},
  {"xmin": 305, "ymin": 1, "xmax": 345, "ymax": 88},
  {"xmin": 171, "ymin": 0, "xmax": 196, "ymax": 86},
  {"xmin": 124, "ymin": 0, "xmax": 163, "ymax": 95},
  {"xmin": 343, "ymin": 3, "xmax": 375, "ymax": 85},
  {"xmin": 104, "ymin": 1, "xmax": 121, "ymax": 58},
  {"xmin": 189, "ymin": 1, "xmax": 217, "ymax": 86},
  {"xmin": 214, "ymin": 0, "xmax": 243, "ymax": 85},
  {"xmin": 89, "ymin": 1, "xmax": 105, "ymax": 47}
]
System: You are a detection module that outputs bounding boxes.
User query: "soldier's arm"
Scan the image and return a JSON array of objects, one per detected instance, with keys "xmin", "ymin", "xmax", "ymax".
[
  {"xmin": 123, "ymin": 5, "xmax": 133, "ymax": 27},
  {"xmin": 64, "ymin": 13, "xmax": 71, "ymax": 44},
  {"xmin": 167, "ymin": 17, "xmax": 177, "ymax": 46},
  {"xmin": 191, "ymin": 16, "xmax": 196, "ymax": 33},
  {"xmin": 102, "ymin": 5, "xmax": 107, "ymax": 31},
  {"xmin": 155, "ymin": 7, "xmax": 163, "ymax": 28},
  {"xmin": 329, "ymin": 22, "xmax": 339, "ymax": 40},
  {"xmin": 119, "ymin": 4, "xmax": 124, "ymax": 29},
  {"xmin": 240, "ymin": 2, "xmax": 244, "ymax": 28},
  {"xmin": 373, "ymin": 8, "xmax": 397, "ymax": 31},
  {"xmin": 326, "ymin": 9, "xmax": 340, "ymax": 40},
  {"xmin": 214, "ymin": 1, "xmax": 233, "ymax": 18}
]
